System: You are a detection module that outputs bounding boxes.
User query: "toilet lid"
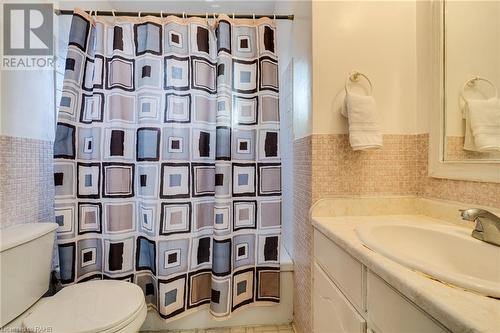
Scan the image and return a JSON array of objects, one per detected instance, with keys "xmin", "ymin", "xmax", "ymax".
[{"xmin": 23, "ymin": 280, "xmax": 145, "ymax": 333}]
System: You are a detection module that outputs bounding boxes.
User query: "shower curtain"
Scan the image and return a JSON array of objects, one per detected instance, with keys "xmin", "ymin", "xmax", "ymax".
[{"xmin": 53, "ymin": 8, "xmax": 281, "ymax": 320}]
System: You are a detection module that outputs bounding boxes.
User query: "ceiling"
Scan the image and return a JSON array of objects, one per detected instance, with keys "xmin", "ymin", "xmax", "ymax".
[{"xmin": 58, "ymin": 0, "xmax": 282, "ymax": 15}]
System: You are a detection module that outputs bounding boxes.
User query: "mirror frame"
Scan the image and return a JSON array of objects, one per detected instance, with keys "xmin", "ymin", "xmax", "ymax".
[{"xmin": 428, "ymin": 0, "xmax": 500, "ymax": 183}]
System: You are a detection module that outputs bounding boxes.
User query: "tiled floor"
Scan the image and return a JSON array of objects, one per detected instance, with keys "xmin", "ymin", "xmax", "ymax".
[{"xmin": 142, "ymin": 324, "xmax": 295, "ymax": 333}]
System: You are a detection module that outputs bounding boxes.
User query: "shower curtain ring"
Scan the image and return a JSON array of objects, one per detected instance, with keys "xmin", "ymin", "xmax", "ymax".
[
  {"xmin": 232, "ymin": 13, "xmax": 235, "ymax": 20},
  {"xmin": 253, "ymin": 13, "xmax": 256, "ymax": 20},
  {"xmin": 182, "ymin": 12, "xmax": 186, "ymax": 19},
  {"xmin": 138, "ymin": 11, "xmax": 142, "ymax": 17},
  {"xmin": 160, "ymin": 10, "xmax": 163, "ymax": 18},
  {"xmin": 111, "ymin": 9, "xmax": 116, "ymax": 17},
  {"xmin": 90, "ymin": 10, "xmax": 96, "ymax": 23},
  {"xmin": 273, "ymin": 14, "xmax": 276, "ymax": 21}
]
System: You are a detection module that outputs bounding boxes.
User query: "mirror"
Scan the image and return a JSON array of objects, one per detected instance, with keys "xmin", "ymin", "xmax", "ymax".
[{"xmin": 443, "ymin": 1, "xmax": 500, "ymax": 162}]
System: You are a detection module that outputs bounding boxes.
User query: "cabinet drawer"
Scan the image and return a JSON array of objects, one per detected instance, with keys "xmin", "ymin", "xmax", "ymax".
[
  {"xmin": 314, "ymin": 230, "xmax": 365, "ymax": 311},
  {"xmin": 314, "ymin": 263, "xmax": 366, "ymax": 333},
  {"xmin": 367, "ymin": 271, "xmax": 449, "ymax": 333}
]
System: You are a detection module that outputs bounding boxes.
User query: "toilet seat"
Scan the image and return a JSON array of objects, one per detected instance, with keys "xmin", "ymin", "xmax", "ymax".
[{"xmin": 22, "ymin": 280, "xmax": 146, "ymax": 333}]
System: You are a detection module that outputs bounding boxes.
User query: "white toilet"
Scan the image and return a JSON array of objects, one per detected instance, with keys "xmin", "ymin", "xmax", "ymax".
[{"xmin": 0, "ymin": 223, "xmax": 147, "ymax": 333}]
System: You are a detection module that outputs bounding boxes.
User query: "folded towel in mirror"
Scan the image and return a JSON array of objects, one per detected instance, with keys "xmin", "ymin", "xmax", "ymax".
[
  {"xmin": 342, "ymin": 92, "xmax": 383, "ymax": 150},
  {"xmin": 464, "ymin": 98, "xmax": 500, "ymax": 152}
]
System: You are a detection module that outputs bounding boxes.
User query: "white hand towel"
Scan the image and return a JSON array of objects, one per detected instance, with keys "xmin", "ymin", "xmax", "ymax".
[
  {"xmin": 343, "ymin": 92, "xmax": 382, "ymax": 150},
  {"xmin": 463, "ymin": 113, "xmax": 476, "ymax": 151},
  {"xmin": 465, "ymin": 98, "xmax": 500, "ymax": 152}
]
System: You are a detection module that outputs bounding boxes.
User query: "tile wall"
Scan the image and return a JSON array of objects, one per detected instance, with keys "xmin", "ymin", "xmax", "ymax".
[
  {"xmin": 291, "ymin": 136, "xmax": 312, "ymax": 333},
  {"xmin": 0, "ymin": 136, "xmax": 55, "ymax": 229}
]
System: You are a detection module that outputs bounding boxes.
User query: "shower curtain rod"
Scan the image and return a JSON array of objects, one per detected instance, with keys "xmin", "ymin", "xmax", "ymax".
[{"xmin": 54, "ymin": 9, "xmax": 294, "ymax": 20}]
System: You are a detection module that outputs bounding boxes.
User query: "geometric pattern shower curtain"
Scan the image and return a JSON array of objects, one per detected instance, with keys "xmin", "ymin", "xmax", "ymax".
[{"xmin": 53, "ymin": 8, "xmax": 281, "ymax": 321}]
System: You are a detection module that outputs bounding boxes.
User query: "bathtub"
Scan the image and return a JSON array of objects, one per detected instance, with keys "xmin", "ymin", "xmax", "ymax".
[{"xmin": 140, "ymin": 247, "xmax": 294, "ymax": 330}]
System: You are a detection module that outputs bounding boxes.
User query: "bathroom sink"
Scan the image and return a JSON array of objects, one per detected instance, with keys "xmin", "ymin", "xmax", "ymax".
[{"xmin": 356, "ymin": 222, "xmax": 500, "ymax": 297}]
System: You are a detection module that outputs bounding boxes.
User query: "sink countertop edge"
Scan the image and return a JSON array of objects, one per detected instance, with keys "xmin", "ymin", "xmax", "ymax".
[{"xmin": 312, "ymin": 215, "xmax": 500, "ymax": 333}]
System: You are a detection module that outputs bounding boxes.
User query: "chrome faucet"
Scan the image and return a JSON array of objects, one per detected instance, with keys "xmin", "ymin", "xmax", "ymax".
[{"xmin": 460, "ymin": 208, "xmax": 500, "ymax": 246}]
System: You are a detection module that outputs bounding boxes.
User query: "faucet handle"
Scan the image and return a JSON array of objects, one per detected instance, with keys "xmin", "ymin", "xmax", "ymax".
[{"xmin": 475, "ymin": 220, "xmax": 484, "ymax": 232}]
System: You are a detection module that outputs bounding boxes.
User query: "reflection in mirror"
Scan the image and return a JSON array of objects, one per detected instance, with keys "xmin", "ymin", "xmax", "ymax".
[{"xmin": 444, "ymin": 1, "xmax": 500, "ymax": 162}]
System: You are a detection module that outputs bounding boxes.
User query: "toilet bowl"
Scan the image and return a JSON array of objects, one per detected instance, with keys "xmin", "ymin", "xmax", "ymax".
[
  {"xmin": 20, "ymin": 280, "xmax": 147, "ymax": 333},
  {"xmin": 0, "ymin": 223, "xmax": 147, "ymax": 333}
]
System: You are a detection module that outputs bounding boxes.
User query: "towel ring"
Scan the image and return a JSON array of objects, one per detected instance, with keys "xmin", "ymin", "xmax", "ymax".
[
  {"xmin": 460, "ymin": 76, "xmax": 498, "ymax": 100},
  {"xmin": 345, "ymin": 71, "xmax": 373, "ymax": 96},
  {"xmin": 459, "ymin": 76, "xmax": 498, "ymax": 117}
]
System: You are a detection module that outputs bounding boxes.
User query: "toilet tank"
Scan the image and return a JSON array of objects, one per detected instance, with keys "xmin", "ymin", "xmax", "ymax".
[{"xmin": 0, "ymin": 223, "xmax": 58, "ymax": 327}]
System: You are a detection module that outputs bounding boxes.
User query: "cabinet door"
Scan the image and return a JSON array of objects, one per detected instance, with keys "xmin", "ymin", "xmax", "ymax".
[
  {"xmin": 314, "ymin": 230, "xmax": 365, "ymax": 311},
  {"xmin": 367, "ymin": 271, "xmax": 449, "ymax": 333},
  {"xmin": 313, "ymin": 263, "xmax": 366, "ymax": 333}
]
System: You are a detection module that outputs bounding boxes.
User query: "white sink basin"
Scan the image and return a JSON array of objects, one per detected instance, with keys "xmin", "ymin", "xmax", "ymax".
[{"xmin": 356, "ymin": 222, "xmax": 500, "ymax": 297}]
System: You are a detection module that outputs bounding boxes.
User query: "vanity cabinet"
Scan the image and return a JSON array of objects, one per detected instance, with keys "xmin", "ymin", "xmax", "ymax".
[{"xmin": 313, "ymin": 229, "xmax": 451, "ymax": 333}]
